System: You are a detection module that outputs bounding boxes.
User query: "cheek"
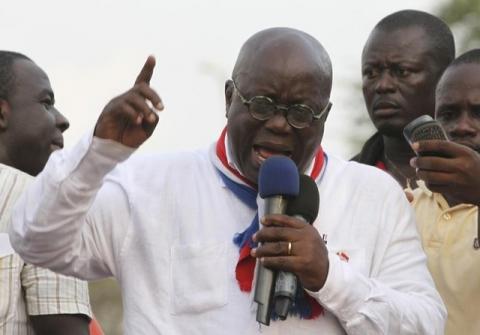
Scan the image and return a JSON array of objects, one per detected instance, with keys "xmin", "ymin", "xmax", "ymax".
[
  {"xmin": 404, "ymin": 77, "xmax": 435, "ymax": 100},
  {"xmin": 296, "ymin": 126, "xmax": 324, "ymax": 169},
  {"xmin": 227, "ymin": 111, "xmax": 255, "ymax": 157},
  {"xmin": 362, "ymin": 83, "xmax": 371, "ymax": 98},
  {"xmin": 400, "ymin": 84, "xmax": 432, "ymax": 109},
  {"xmin": 24, "ymin": 117, "xmax": 56, "ymax": 149},
  {"xmin": 36, "ymin": 111, "xmax": 57, "ymax": 132},
  {"xmin": 18, "ymin": 109, "xmax": 55, "ymax": 132},
  {"xmin": 441, "ymin": 122, "xmax": 456, "ymax": 135},
  {"xmin": 362, "ymin": 83, "xmax": 375, "ymax": 110}
]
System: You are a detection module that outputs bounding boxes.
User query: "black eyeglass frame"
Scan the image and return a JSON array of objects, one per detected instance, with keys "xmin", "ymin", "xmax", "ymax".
[{"xmin": 232, "ymin": 80, "xmax": 332, "ymax": 129}]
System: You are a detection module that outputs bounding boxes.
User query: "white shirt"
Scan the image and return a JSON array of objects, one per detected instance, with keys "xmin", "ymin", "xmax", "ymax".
[{"xmin": 9, "ymin": 134, "xmax": 446, "ymax": 334}]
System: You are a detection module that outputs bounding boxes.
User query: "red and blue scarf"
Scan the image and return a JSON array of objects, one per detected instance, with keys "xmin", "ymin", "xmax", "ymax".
[{"xmin": 213, "ymin": 127, "xmax": 326, "ymax": 320}]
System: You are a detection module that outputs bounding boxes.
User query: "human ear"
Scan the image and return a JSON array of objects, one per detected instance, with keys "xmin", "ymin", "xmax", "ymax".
[
  {"xmin": 0, "ymin": 100, "xmax": 10, "ymax": 130},
  {"xmin": 224, "ymin": 80, "xmax": 234, "ymax": 118}
]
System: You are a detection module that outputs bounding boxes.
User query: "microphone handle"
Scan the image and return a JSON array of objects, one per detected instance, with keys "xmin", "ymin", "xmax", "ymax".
[
  {"xmin": 273, "ymin": 215, "xmax": 306, "ymax": 320},
  {"xmin": 254, "ymin": 195, "xmax": 288, "ymax": 326},
  {"xmin": 274, "ymin": 272, "xmax": 297, "ymax": 319}
]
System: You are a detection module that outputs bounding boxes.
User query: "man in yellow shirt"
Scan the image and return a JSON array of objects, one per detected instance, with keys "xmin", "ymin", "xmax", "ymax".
[{"xmin": 411, "ymin": 49, "xmax": 480, "ymax": 335}]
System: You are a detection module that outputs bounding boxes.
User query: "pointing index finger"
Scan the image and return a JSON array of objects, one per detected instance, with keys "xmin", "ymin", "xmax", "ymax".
[{"xmin": 135, "ymin": 55, "xmax": 156, "ymax": 85}]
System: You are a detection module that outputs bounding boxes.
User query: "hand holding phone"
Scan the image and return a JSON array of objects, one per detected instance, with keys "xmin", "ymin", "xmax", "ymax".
[
  {"xmin": 406, "ymin": 115, "xmax": 480, "ymax": 206},
  {"xmin": 403, "ymin": 115, "xmax": 449, "ymax": 157}
]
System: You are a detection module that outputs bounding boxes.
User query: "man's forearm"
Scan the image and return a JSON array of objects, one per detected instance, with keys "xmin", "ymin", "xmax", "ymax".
[{"xmin": 30, "ymin": 314, "xmax": 90, "ymax": 335}]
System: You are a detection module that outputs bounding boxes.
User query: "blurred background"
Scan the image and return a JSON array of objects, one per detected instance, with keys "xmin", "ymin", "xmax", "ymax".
[{"xmin": 1, "ymin": 0, "xmax": 479, "ymax": 333}]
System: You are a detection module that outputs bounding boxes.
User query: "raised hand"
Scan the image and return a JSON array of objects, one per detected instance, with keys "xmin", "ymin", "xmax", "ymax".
[
  {"xmin": 94, "ymin": 56, "xmax": 164, "ymax": 148},
  {"xmin": 251, "ymin": 214, "xmax": 329, "ymax": 292},
  {"xmin": 411, "ymin": 140, "xmax": 480, "ymax": 206}
]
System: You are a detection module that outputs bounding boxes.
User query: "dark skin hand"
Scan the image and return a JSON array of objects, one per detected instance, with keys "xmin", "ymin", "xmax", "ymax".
[
  {"xmin": 411, "ymin": 140, "xmax": 480, "ymax": 206},
  {"xmin": 94, "ymin": 55, "xmax": 164, "ymax": 148},
  {"xmin": 251, "ymin": 214, "xmax": 329, "ymax": 292},
  {"xmin": 30, "ymin": 314, "xmax": 90, "ymax": 335}
]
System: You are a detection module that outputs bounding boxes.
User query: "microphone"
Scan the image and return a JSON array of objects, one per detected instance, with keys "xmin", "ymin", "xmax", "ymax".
[
  {"xmin": 274, "ymin": 174, "xmax": 320, "ymax": 320},
  {"xmin": 255, "ymin": 156, "xmax": 299, "ymax": 326}
]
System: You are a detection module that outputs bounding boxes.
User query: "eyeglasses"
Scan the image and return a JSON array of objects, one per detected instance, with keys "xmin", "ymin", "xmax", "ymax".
[{"xmin": 232, "ymin": 80, "xmax": 332, "ymax": 129}]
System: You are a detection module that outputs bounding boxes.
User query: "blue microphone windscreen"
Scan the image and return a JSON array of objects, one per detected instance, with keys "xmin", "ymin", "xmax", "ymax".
[
  {"xmin": 258, "ymin": 156, "xmax": 299, "ymax": 198},
  {"xmin": 286, "ymin": 174, "xmax": 319, "ymax": 224}
]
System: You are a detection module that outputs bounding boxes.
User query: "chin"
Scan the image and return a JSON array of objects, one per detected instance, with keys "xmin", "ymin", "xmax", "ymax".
[
  {"xmin": 244, "ymin": 171, "xmax": 258, "ymax": 185},
  {"xmin": 375, "ymin": 123, "xmax": 404, "ymax": 138},
  {"xmin": 237, "ymin": 161, "xmax": 258, "ymax": 184}
]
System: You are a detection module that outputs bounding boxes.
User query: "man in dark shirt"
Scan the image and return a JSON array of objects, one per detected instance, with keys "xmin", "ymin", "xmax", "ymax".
[{"xmin": 352, "ymin": 10, "xmax": 455, "ymax": 189}]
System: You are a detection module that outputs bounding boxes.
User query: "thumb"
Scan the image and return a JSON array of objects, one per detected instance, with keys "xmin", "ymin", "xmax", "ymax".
[{"xmin": 135, "ymin": 55, "xmax": 156, "ymax": 85}]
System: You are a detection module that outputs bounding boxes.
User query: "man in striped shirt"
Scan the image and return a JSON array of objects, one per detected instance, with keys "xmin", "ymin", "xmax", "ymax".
[{"xmin": 0, "ymin": 51, "xmax": 92, "ymax": 334}]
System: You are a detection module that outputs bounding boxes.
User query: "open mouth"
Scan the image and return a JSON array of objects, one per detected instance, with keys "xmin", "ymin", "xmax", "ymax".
[{"xmin": 253, "ymin": 144, "xmax": 293, "ymax": 164}]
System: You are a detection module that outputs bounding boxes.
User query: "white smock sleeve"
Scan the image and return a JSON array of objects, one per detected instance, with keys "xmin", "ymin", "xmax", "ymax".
[
  {"xmin": 9, "ymin": 132, "xmax": 135, "ymax": 280},
  {"xmin": 307, "ymin": 184, "xmax": 446, "ymax": 335}
]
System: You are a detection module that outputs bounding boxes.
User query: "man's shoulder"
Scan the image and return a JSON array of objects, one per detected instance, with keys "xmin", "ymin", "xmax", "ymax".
[
  {"xmin": 325, "ymin": 153, "xmax": 404, "ymax": 200},
  {"xmin": 411, "ymin": 181, "xmax": 439, "ymax": 209},
  {"xmin": 0, "ymin": 163, "xmax": 33, "ymax": 183},
  {"xmin": 0, "ymin": 164, "xmax": 33, "ymax": 232},
  {"xmin": 328, "ymin": 153, "xmax": 396, "ymax": 184},
  {"xmin": 350, "ymin": 132, "xmax": 384, "ymax": 165}
]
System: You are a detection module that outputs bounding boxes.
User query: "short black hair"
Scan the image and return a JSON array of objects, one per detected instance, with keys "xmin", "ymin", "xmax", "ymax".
[
  {"xmin": 449, "ymin": 48, "xmax": 480, "ymax": 67},
  {"xmin": 375, "ymin": 10, "xmax": 455, "ymax": 71},
  {"xmin": 0, "ymin": 51, "xmax": 31, "ymax": 100}
]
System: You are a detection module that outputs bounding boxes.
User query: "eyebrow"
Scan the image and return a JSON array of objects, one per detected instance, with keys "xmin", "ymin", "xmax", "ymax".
[
  {"xmin": 37, "ymin": 89, "xmax": 55, "ymax": 101},
  {"xmin": 363, "ymin": 59, "xmax": 422, "ymax": 67}
]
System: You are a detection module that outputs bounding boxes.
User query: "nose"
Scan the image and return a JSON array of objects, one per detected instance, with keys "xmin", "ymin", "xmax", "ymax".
[
  {"xmin": 53, "ymin": 108, "xmax": 70, "ymax": 133},
  {"xmin": 448, "ymin": 113, "xmax": 477, "ymax": 138},
  {"xmin": 263, "ymin": 107, "xmax": 292, "ymax": 133},
  {"xmin": 374, "ymin": 71, "xmax": 396, "ymax": 94}
]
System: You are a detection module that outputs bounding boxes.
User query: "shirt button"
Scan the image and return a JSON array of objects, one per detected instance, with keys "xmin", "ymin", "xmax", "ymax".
[{"xmin": 443, "ymin": 213, "xmax": 451, "ymax": 220}]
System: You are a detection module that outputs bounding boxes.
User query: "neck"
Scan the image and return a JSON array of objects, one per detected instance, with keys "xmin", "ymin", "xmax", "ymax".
[
  {"xmin": 445, "ymin": 195, "xmax": 459, "ymax": 207},
  {"xmin": 382, "ymin": 135, "xmax": 417, "ymax": 188},
  {"xmin": 382, "ymin": 135, "xmax": 415, "ymax": 163},
  {"xmin": 444, "ymin": 193, "xmax": 468, "ymax": 208}
]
